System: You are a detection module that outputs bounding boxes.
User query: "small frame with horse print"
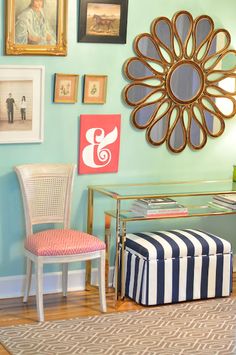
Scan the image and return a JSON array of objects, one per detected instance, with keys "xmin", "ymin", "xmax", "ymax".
[{"xmin": 78, "ymin": 0, "xmax": 128, "ymax": 44}]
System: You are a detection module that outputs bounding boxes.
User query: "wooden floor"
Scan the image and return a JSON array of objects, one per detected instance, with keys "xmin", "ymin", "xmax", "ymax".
[{"xmin": 1, "ymin": 274, "xmax": 236, "ymax": 355}]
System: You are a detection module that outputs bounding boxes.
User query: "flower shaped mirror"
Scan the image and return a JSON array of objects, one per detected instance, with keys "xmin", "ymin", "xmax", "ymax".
[{"xmin": 123, "ymin": 11, "xmax": 236, "ymax": 153}]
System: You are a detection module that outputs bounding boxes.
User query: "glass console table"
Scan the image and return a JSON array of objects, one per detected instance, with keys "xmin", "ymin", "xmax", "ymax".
[{"xmin": 86, "ymin": 179, "xmax": 236, "ymax": 300}]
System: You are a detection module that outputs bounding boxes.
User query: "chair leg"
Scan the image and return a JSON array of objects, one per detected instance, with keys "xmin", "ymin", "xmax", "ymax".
[
  {"xmin": 23, "ymin": 257, "xmax": 32, "ymax": 303},
  {"xmin": 35, "ymin": 260, "xmax": 44, "ymax": 322},
  {"xmin": 98, "ymin": 250, "xmax": 107, "ymax": 312},
  {"xmin": 62, "ymin": 263, "xmax": 68, "ymax": 297}
]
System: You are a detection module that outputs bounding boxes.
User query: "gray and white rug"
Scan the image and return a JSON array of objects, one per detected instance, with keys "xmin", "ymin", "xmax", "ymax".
[{"xmin": 1, "ymin": 297, "xmax": 236, "ymax": 354}]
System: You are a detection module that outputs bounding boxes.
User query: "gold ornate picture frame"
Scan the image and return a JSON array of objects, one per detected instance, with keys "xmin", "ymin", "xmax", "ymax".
[
  {"xmin": 54, "ymin": 74, "xmax": 79, "ymax": 103},
  {"xmin": 6, "ymin": 0, "xmax": 68, "ymax": 56}
]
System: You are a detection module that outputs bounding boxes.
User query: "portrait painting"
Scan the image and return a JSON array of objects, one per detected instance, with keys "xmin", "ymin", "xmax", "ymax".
[
  {"xmin": 78, "ymin": 0, "xmax": 128, "ymax": 43},
  {"xmin": 83, "ymin": 75, "xmax": 107, "ymax": 104},
  {"xmin": 0, "ymin": 66, "xmax": 44, "ymax": 144},
  {"xmin": 54, "ymin": 74, "xmax": 79, "ymax": 103},
  {"xmin": 6, "ymin": 0, "xmax": 68, "ymax": 56}
]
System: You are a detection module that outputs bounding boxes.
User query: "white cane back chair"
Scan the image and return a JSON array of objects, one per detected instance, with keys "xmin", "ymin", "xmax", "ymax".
[{"xmin": 15, "ymin": 163, "xmax": 106, "ymax": 322}]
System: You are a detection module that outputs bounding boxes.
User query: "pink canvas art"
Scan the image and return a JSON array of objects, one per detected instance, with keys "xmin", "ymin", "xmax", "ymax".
[{"xmin": 78, "ymin": 114, "xmax": 121, "ymax": 174}]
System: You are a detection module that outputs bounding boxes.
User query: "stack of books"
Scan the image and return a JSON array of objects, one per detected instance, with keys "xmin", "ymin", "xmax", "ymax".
[
  {"xmin": 131, "ymin": 197, "xmax": 188, "ymax": 217},
  {"xmin": 212, "ymin": 194, "xmax": 236, "ymax": 210}
]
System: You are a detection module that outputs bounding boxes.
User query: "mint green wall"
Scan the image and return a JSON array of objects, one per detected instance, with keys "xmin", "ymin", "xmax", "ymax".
[{"xmin": 1, "ymin": 0, "xmax": 236, "ymax": 278}]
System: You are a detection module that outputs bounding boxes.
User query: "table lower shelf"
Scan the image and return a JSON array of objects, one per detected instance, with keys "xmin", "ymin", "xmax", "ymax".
[{"xmin": 105, "ymin": 204, "xmax": 236, "ymax": 221}]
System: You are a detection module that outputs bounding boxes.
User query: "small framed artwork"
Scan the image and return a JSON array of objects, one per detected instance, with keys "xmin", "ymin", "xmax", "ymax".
[
  {"xmin": 54, "ymin": 74, "xmax": 79, "ymax": 103},
  {"xmin": 78, "ymin": 114, "xmax": 121, "ymax": 174},
  {"xmin": 83, "ymin": 75, "xmax": 107, "ymax": 104},
  {"xmin": 6, "ymin": 0, "xmax": 68, "ymax": 56},
  {"xmin": 0, "ymin": 65, "xmax": 44, "ymax": 144},
  {"xmin": 78, "ymin": 0, "xmax": 128, "ymax": 43}
]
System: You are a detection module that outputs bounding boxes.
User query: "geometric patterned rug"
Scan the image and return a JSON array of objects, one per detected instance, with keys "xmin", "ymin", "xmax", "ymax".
[{"xmin": 1, "ymin": 297, "xmax": 236, "ymax": 355}]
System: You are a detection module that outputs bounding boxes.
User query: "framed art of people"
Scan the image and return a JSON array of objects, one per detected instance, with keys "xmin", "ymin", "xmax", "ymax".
[
  {"xmin": 0, "ymin": 65, "xmax": 44, "ymax": 144},
  {"xmin": 6, "ymin": 0, "xmax": 68, "ymax": 56}
]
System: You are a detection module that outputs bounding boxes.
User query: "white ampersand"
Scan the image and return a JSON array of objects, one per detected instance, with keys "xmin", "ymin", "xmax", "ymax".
[{"xmin": 82, "ymin": 126, "xmax": 118, "ymax": 168}]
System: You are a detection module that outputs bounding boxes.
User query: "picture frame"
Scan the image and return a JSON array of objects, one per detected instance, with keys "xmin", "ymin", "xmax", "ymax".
[
  {"xmin": 83, "ymin": 75, "xmax": 107, "ymax": 104},
  {"xmin": 54, "ymin": 74, "xmax": 79, "ymax": 103},
  {"xmin": 78, "ymin": 0, "xmax": 128, "ymax": 44},
  {"xmin": 5, "ymin": 0, "xmax": 68, "ymax": 56},
  {"xmin": 78, "ymin": 114, "xmax": 121, "ymax": 174},
  {"xmin": 0, "ymin": 65, "xmax": 45, "ymax": 144}
]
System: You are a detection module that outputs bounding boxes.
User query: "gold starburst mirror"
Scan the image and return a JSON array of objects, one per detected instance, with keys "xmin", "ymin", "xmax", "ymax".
[{"xmin": 123, "ymin": 11, "xmax": 236, "ymax": 152}]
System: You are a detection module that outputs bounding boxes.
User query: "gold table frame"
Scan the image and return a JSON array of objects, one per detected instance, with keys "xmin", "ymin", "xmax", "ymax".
[{"xmin": 86, "ymin": 179, "xmax": 236, "ymax": 300}]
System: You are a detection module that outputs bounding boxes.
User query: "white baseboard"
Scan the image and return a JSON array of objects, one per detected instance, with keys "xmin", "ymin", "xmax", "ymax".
[
  {"xmin": 1, "ymin": 255, "xmax": 236, "ymax": 299},
  {"xmin": 0, "ymin": 267, "xmax": 115, "ymax": 299}
]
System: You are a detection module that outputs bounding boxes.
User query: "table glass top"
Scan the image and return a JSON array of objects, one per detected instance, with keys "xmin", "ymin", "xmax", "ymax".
[{"xmin": 90, "ymin": 180, "xmax": 236, "ymax": 199}]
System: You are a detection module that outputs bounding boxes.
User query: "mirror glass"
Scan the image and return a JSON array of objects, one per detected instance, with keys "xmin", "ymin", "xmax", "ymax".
[
  {"xmin": 149, "ymin": 115, "xmax": 169, "ymax": 143},
  {"xmin": 195, "ymin": 17, "xmax": 212, "ymax": 48},
  {"xmin": 169, "ymin": 119, "xmax": 185, "ymax": 152},
  {"xmin": 169, "ymin": 63, "xmax": 202, "ymax": 102},
  {"xmin": 125, "ymin": 84, "xmax": 155, "ymax": 105},
  {"xmin": 154, "ymin": 20, "xmax": 172, "ymax": 49},
  {"xmin": 136, "ymin": 35, "xmax": 161, "ymax": 61},
  {"xmin": 123, "ymin": 11, "xmax": 236, "ymax": 152},
  {"xmin": 133, "ymin": 102, "xmax": 160, "ymax": 127},
  {"xmin": 128, "ymin": 60, "xmax": 154, "ymax": 79},
  {"xmin": 175, "ymin": 13, "xmax": 191, "ymax": 44}
]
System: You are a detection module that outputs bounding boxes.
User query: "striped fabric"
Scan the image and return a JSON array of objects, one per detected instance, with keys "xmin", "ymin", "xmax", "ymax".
[{"xmin": 124, "ymin": 229, "xmax": 232, "ymax": 306}]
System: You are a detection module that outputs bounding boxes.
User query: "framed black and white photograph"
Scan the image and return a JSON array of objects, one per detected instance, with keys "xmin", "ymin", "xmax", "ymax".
[
  {"xmin": 0, "ymin": 66, "xmax": 44, "ymax": 144},
  {"xmin": 78, "ymin": 0, "xmax": 128, "ymax": 43}
]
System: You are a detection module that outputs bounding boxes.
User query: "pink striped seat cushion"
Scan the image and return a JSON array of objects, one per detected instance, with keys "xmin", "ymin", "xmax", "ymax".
[{"xmin": 25, "ymin": 229, "xmax": 106, "ymax": 256}]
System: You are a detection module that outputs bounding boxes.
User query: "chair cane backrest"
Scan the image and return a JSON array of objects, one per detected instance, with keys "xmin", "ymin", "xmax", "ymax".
[{"xmin": 15, "ymin": 164, "xmax": 76, "ymax": 235}]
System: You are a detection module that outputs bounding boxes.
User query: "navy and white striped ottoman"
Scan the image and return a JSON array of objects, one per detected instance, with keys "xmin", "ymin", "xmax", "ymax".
[{"xmin": 124, "ymin": 229, "xmax": 232, "ymax": 305}]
